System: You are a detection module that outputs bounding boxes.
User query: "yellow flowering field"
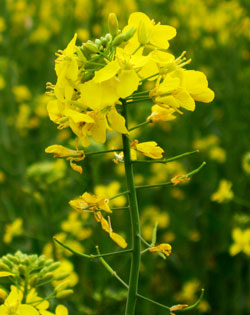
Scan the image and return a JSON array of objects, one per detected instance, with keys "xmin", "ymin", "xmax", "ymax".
[{"xmin": 0, "ymin": 1, "xmax": 250, "ymax": 314}]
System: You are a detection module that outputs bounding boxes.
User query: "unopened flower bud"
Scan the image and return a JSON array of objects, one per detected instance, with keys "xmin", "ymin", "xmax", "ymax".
[
  {"xmin": 83, "ymin": 42, "xmax": 99, "ymax": 53},
  {"xmin": 29, "ymin": 274, "xmax": 39, "ymax": 286},
  {"xmin": 54, "ymin": 272, "xmax": 70, "ymax": 281},
  {"xmin": 123, "ymin": 26, "xmax": 136, "ymax": 41},
  {"xmin": 108, "ymin": 13, "xmax": 119, "ymax": 36},
  {"xmin": 2, "ymin": 257, "xmax": 13, "ymax": 268},
  {"xmin": 18, "ymin": 264, "xmax": 26, "ymax": 275},
  {"xmin": 55, "ymin": 281, "xmax": 69, "ymax": 292},
  {"xmin": 46, "ymin": 262, "xmax": 60, "ymax": 272},
  {"xmin": 56, "ymin": 289, "xmax": 73, "ymax": 299},
  {"xmin": 0, "ymin": 262, "xmax": 10, "ymax": 272},
  {"xmin": 112, "ymin": 33, "xmax": 126, "ymax": 46},
  {"xmin": 42, "ymin": 272, "xmax": 54, "ymax": 281}
]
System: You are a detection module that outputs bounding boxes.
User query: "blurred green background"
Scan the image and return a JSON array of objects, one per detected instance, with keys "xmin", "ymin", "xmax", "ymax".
[{"xmin": 1, "ymin": 0, "xmax": 250, "ymax": 314}]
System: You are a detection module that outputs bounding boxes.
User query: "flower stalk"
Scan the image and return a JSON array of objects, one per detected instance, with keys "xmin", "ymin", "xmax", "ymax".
[{"xmin": 121, "ymin": 99, "xmax": 141, "ymax": 315}]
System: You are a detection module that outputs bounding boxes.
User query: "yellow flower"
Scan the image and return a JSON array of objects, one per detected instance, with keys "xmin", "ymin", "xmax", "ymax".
[
  {"xmin": 26, "ymin": 289, "xmax": 50, "ymax": 312},
  {"xmin": 61, "ymin": 212, "xmax": 92, "ymax": 241},
  {"xmin": 209, "ymin": 146, "xmax": 226, "ymax": 163},
  {"xmin": 126, "ymin": 12, "xmax": 176, "ymax": 49},
  {"xmin": 171, "ymin": 175, "xmax": 190, "ymax": 186},
  {"xmin": 134, "ymin": 141, "xmax": 164, "ymax": 159},
  {"xmin": 230, "ymin": 228, "xmax": 250, "ymax": 256},
  {"xmin": 0, "ymin": 286, "xmax": 39, "ymax": 315},
  {"xmin": 45, "ymin": 141, "xmax": 85, "ymax": 174},
  {"xmin": 149, "ymin": 243, "xmax": 172, "ymax": 258},
  {"xmin": 151, "ymin": 68, "xmax": 214, "ymax": 112},
  {"xmin": 69, "ymin": 192, "xmax": 112, "ymax": 213},
  {"xmin": 147, "ymin": 105, "xmax": 176, "ymax": 122},
  {"xmin": 55, "ymin": 33, "xmax": 79, "ymax": 85},
  {"xmin": 3, "ymin": 218, "xmax": 23, "ymax": 244},
  {"xmin": 94, "ymin": 182, "xmax": 126, "ymax": 207},
  {"xmin": 12, "ymin": 85, "xmax": 31, "ymax": 102},
  {"xmin": 211, "ymin": 180, "xmax": 234, "ymax": 203}
]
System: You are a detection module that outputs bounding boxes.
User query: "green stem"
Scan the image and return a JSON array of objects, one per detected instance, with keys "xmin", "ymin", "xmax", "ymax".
[
  {"xmin": 85, "ymin": 149, "xmax": 122, "ymax": 156},
  {"xmin": 122, "ymin": 99, "xmax": 141, "ymax": 315},
  {"xmin": 126, "ymin": 98, "xmax": 152, "ymax": 104},
  {"xmin": 96, "ymin": 247, "xmax": 171, "ymax": 312},
  {"xmin": 132, "ymin": 150, "xmax": 199, "ymax": 164},
  {"xmin": 54, "ymin": 238, "xmax": 133, "ymax": 258},
  {"xmin": 128, "ymin": 120, "xmax": 152, "ymax": 132},
  {"xmin": 109, "ymin": 190, "xmax": 130, "ymax": 201}
]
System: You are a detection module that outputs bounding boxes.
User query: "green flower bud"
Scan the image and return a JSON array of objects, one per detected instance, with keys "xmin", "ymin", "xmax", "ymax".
[
  {"xmin": 54, "ymin": 272, "xmax": 70, "ymax": 281},
  {"xmin": 6, "ymin": 254, "xmax": 19, "ymax": 264},
  {"xmin": 29, "ymin": 274, "xmax": 39, "ymax": 286},
  {"xmin": 2, "ymin": 257, "xmax": 13, "ymax": 269},
  {"xmin": 46, "ymin": 262, "xmax": 60, "ymax": 272},
  {"xmin": 56, "ymin": 289, "xmax": 74, "ymax": 299},
  {"xmin": 54, "ymin": 281, "xmax": 69, "ymax": 292},
  {"xmin": 112, "ymin": 33, "xmax": 126, "ymax": 46},
  {"xmin": 18, "ymin": 264, "xmax": 26, "ymax": 276},
  {"xmin": 83, "ymin": 42, "xmax": 99, "ymax": 53},
  {"xmin": 123, "ymin": 26, "xmax": 136, "ymax": 41},
  {"xmin": 0, "ymin": 262, "xmax": 11, "ymax": 272},
  {"xmin": 44, "ymin": 259, "xmax": 54, "ymax": 267},
  {"xmin": 42, "ymin": 272, "xmax": 54, "ymax": 281},
  {"xmin": 108, "ymin": 13, "xmax": 119, "ymax": 36}
]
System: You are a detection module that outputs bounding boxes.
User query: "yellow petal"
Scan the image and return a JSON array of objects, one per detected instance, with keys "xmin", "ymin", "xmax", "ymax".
[
  {"xmin": 91, "ymin": 112, "xmax": 107, "ymax": 144},
  {"xmin": 56, "ymin": 305, "xmax": 68, "ymax": 315},
  {"xmin": 64, "ymin": 109, "xmax": 94, "ymax": 123},
  {"xmin": 94, "ymin": 61, "xmax": 120, "ymax": 83},
  {"xmin": 110, "ymin": 232, "xmax": 128, "ymax": 248},
  {"xmin": 175, "ymin": 89, "xmax": 196, "ymax": 111},
  {"xmin": 117, "ymin": 70, "xmax": 140, "ymax": 99},
  {"xmin": 0, "ymin": 271, "xmax": 13, "ymax": 277},
  {"xmin": 70, "ymin": 160, "xmax": 83, "ymax": 174},
  {"xmin": 18, "ymin": 305, "xmax": 40, "ymax": 315},
  {"xmin": 107, "ymin": 108, "xmax": 128, "ymax": 134},
  {"xmin": 150, "ymin": 24, "xmax": 176, "ymax": 49}
]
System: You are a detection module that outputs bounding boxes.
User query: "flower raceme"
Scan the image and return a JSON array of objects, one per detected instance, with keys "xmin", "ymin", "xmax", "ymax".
[{"xmin": 46, "ymin": 12, "xmax": 214, "ymax": 149}]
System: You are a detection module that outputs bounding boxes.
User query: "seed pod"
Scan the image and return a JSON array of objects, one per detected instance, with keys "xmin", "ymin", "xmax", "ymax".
[
  {"xmin": 56, "ymin": 289, "xmax": 74, "ymax": 299},
  {"xmin": 108, "ymin": 13, "xmax": 119, "ymax": 36}
]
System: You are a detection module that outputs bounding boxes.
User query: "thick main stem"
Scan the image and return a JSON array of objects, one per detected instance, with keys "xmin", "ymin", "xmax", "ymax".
[{"xmin": 122, "ymin": 100, "xmax": 141, "ymax": 315}]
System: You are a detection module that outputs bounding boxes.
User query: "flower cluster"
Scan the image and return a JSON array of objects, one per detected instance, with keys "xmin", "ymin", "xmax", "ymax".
[
  {"xmin": 46, "ymin": 11, "xmax": 214, "ymax": 157},
  {"xmin": 0, "ymin": 251, "xmax": 70, "ymax": 314}
]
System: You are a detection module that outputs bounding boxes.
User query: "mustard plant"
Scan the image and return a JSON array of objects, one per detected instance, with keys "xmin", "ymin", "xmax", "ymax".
[{"xmin": 45, "ymin": 12, "xmax": 214, "ymax": 315}]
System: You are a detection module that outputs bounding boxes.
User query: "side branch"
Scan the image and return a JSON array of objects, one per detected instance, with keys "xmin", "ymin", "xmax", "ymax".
[
  {"xmin": 132, "ymin": 150, "xmax": 199, "ymax": 164},
  {"xmin": 135, "ymin": 162, "xmax": 206, "ymax": 190},
  {"xmin": 54, "ymin": 238, "xmax": 133, "ymax": 259}
]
